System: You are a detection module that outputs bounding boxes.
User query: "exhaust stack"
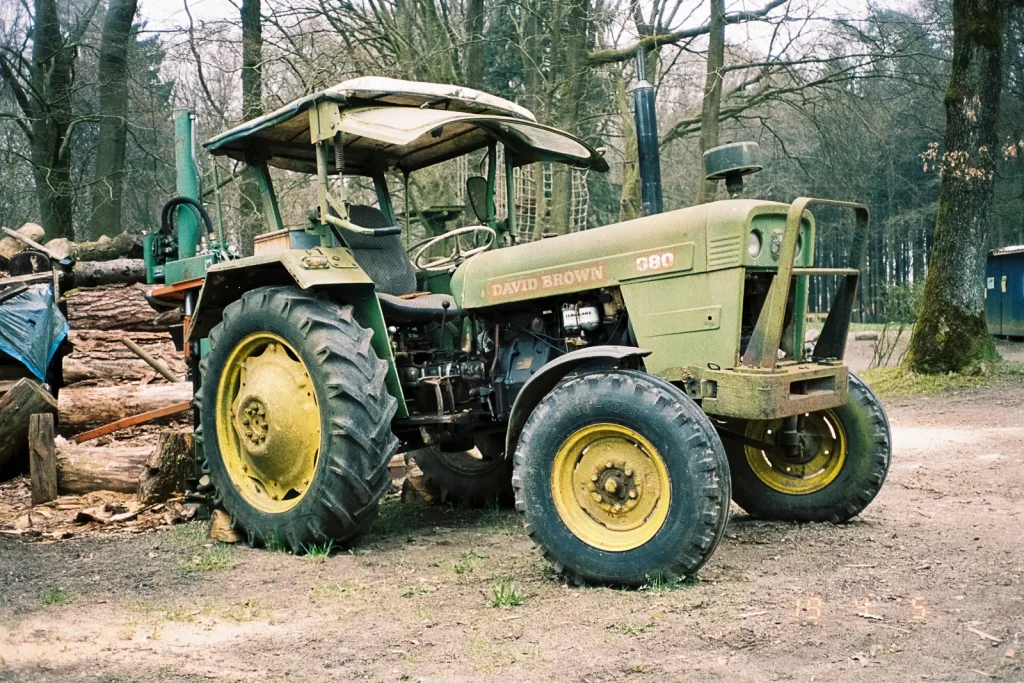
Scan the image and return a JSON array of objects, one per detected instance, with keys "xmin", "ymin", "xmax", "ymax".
[{"xmin": 632, "ymin": 48, "xmax": 663, "ymax": 216}]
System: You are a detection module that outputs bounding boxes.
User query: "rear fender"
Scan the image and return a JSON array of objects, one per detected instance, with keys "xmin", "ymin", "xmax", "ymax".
[
  {"xmin": 185, "ymin": 248, "xmax": 408, "ymax": 417},
  {"xmin": 504, "ymin": 346, "xmax": 651, "ymax": 459}
]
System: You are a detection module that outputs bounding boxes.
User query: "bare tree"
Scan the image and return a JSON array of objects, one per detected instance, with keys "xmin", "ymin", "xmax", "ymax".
[{"xmin": 0, "ymin": 0, "xmax": 101, "ymax": 238}]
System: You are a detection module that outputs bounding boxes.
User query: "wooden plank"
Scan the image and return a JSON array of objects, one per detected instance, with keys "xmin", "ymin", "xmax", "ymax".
[
  {"xmin": 71, "ymin": 401, "xmax": 192, "ymax": 444},
  {"xmin": 29, "ymin": 413, "xmax": 57, "ymax": 505}
]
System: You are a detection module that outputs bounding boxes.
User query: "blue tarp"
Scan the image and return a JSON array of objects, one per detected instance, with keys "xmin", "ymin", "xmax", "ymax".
[{"xmin": 0, "ymin": 284, "xmax": 69, "ymax": 382}]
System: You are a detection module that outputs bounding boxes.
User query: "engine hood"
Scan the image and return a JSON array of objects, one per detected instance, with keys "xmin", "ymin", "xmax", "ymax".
[{"xmin": 449, "ymin": 199, "xmax": 801, "ymax": 310}]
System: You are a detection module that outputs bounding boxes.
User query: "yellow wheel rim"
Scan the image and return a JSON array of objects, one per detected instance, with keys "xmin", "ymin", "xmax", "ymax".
[
  {"xmin": 551, "ymin": 423, "xmax": 671, "ymax": 552},
  {"xmin": 215, "ymin": 332, "xmax": 321, "ymax": 513},
  {"xmin": 744, "ymin": 411, "xmax": 846, "ymax": 495}
]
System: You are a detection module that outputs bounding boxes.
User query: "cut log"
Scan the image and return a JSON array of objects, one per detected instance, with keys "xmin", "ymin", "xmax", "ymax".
[
  {"xmin": 0, "ymin": 223, "xmax": 45, "ymax": 263},
  {"xmin": 73, "ymin": 259, "xmax": 147, "ymax": 286},
  {"xmin": 56, "ymin": 442, "xmax": 152, "ymax": 495},
  {"xmin": 65, "ymin": 284, "xmax": 181, "ymax": 332},
  {"xmin": 62, "ymin": 330, "xmax": 186, "ymax": 384},
  {"xmin": 44, "ymin": 230, "xmax": 144, "ymax": 261},
  {"xmin": 29, "ymin": 413, "xmax": 58, "ymax": 505},
  {"xmin": 138, "ymin": 431, "xmax": 193, "ymax": 504},
  {"xmin": 0, "ymin": 378, "xmax": 58, "ymax": 476},
  {"xmin": 58, "ymin": 383, "xmax": 192, "ymax": 431}
]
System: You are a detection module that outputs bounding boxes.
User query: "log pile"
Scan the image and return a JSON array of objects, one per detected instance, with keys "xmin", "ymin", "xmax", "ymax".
[{"xmin": 0, "ymin": 223, "xmax": 193, "ymax": 521}]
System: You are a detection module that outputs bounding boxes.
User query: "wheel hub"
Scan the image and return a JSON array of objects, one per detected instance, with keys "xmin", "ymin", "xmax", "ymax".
[
  {"xmin": 745, "ymin": 411, "xmax": 845, "ymax": 495},
  {"xmin": 551, "ymin": 424, "xmax": 671, "ymax": 552},
  {"xmin": 586, "ymin": 461, "xmax": 642, "ymax": 515},
  {"xmin": 217, "ymin": 334, "xmax": 321, "ymax": 511}
]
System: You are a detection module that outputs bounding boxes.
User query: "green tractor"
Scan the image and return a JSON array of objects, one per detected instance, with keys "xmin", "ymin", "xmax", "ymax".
[{"xmin": 150, "ymin": 76, "xmax": 890, "ymax": 586}]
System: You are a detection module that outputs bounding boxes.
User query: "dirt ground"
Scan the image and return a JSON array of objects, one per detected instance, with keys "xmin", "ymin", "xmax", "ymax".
[{"xmin": 2, "ymin": 340, "xmax": 1023, "ymax": 682}]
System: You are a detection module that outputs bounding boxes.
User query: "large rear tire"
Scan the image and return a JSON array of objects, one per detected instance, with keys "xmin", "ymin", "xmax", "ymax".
[
  {"xmin": 196, "ymin": 286, "xmax": 398, "ymax": 551},
  {"xmin": 724, "ymin": 373, "xmax": 890, "ymax": 523},
  {"xmin": 513, "ymin": 370, "xmax": 731, "ymax": 586}
]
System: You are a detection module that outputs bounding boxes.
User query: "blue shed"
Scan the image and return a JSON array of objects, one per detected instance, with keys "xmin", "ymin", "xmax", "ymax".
[{"xmin": 986, "ymin": 245, "xmax": 1024, "ymax": 337}]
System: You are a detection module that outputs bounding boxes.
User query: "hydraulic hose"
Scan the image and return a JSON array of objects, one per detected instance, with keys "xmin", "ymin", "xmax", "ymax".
[{"xmin": 160, "ymin": 196, "xmax": 214, "ymax": 237}]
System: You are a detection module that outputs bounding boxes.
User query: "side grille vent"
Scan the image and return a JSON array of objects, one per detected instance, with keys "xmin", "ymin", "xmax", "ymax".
[{"xmin": 708, "ymin": 234, "xmax": 742, "ymax": 268}]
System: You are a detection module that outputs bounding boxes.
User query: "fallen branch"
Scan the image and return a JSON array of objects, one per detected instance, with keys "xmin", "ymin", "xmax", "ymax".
[
  {"xmin": 966, "ymin": 625, "xmax": 1003, "ymax": 643},
  {"xmin": 121, "ymin": 337, "xmax": 183, "ymax": 383}
]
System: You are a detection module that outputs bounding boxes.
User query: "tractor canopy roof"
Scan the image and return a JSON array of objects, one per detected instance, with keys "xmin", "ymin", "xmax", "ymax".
[{"xmin": 203, "ymin": 76, "xmax": 608, "ymax": 175}]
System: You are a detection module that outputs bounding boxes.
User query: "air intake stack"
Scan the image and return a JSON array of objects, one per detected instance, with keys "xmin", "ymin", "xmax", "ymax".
[{"xmin": 632, "ymin": 48, "xmax": 664, "ymax": 216}]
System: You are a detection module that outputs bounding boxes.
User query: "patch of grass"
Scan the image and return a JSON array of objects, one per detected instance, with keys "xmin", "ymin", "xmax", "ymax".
[
  {"xmin": 39, "ymin": 588, "xmax": 68, "ymax": 606},
  {"xmin": 453, "ymin": 550, "xmax": 486, "ymax": 574},
  {"xmin": 610, "ymin": 616, "xmax": 660, "ymax": 635},
  {"xmin": 400, "ymin": 586, "xmax": 429, "ymax": 598},
  {"xmin": 224, "ymin": 599, "xmax": 269, "ymax": 622},
  {"xmin": 161, "ymin": 606, "xmax": 197, "ymax": 623},
  {"xmin": 370, "ymin": 496, "xmax": 425, "ymax": 538},
  {"xmin": 302, "ymin": 539, "xmax": 334, "ymax": 559},
  {"xmin": 262, "ymin": 532, "xmax": 288, "ymax": 553},
  {"xmin": 171, "ymin": 521, "xmax": 207, "ymax": 547},
  {"xmin": 639, "ymin": 571, "xmax": 697, "ymax": 594},
  {"xmin": 179, "ymin": 544, "xmax": 234, "ymax": 572},
  {"xmin": 861, "ymin": 361, "xmax": 1024, "ymax": 398},
  {"xmin": 0, "ymin": 595, "xmax": 11, "ymax": 608},
  {"xmin": 488, "ymin": 579, "xmax": 526, "ymax": 608}
]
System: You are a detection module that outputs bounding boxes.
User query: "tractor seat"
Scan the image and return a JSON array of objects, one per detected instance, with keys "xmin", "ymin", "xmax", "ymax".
[{"xmin": 344, "ymin": 205, "xmax": 460, "ymax": 323}]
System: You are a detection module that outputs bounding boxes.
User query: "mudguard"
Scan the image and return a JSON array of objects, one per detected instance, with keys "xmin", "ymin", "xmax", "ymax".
[
  {"xmin": 504, "ymin": 345, "xmax": 651, "ymax": 460},
  {"xmin": 185, "ymin": 247, "xmax": 408, "ymax": 417}
]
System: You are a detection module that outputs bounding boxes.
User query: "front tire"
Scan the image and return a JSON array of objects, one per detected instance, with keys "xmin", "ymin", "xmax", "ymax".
[
  {"xmin": 513, "ymin": 371, "xmax": 731, "ymax": 586},
  {"xmin": 724, "ymin": 373, "xmax": 890, "ymax": 523},
  {"xmin": 197, "ymin": 286, "xmax": 398, "ymax": 551}
]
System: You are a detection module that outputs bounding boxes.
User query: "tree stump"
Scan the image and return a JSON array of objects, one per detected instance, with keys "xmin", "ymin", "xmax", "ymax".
[{"xmin": 138, "ymin": 431, "xmax": 193, "ymax": 504}]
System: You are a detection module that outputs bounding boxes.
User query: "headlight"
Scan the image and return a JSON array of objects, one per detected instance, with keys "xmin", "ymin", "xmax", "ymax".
[{"xmin": 747, "ymin": 230, "xmax": 762, "ymax": 258}]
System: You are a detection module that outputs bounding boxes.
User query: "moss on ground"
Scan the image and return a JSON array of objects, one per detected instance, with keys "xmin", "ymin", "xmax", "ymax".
[{"xmin": 861, "ymin": 360, "xmax": 1024, "ymax": 398}]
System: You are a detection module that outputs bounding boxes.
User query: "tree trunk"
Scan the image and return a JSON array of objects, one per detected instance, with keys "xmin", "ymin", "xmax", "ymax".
[
  {"xmin": 239, "ymin": 0, "xmax": 264, "ymax": 256},
  {"xmin": 64, "ymin": 284, "xmax": 181, "ymax": 332},
  {"xmin": 62, "ymin": 330, "xmax": 186, "ymax": 385},
  {"xmin": 57, "ymin": 383, "xmax": 192, "ymax": 432},
  {"xmin": 88, "ymin": 0, "xmax": 139, "ymax": 239},
  {"xmin": 906, "ymin": 0, "xmax": 1007, "ymax": 373},
  {"xmin": 138, "ymin": 431, "xmax": 192, "ymax": 503},
  {"xmin": 45, "ymin": 230, "xmax": 144, "ymax": 261},
  {"xmin": 72, "ymin": 259, "xmax": 147, "ymax": 286},
  {"xmin": 29, "ymin": 0, "xmax": 87, "ymax": 240},
  {"xmin": 695, "ymin": 0, "xmax": 726, "ymax": 205},
  {"xmin": 547, "ymin": 0, "xmax": 591, "ymax": 235},
  {"xmin": 0, "ymin": 378, "xmax": 58, "ymax": 476},
  {"xmin": 617, "ymin": 77, "xmax": 641, "ymax": 222},
  {"xmin": 56, "ymin": 442, "xmax": 152, "ymax": 495}
]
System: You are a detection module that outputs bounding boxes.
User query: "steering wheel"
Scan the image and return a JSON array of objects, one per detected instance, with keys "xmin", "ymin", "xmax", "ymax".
[{"xmin": 408, "ymin": 225, "xmax": 496, "ymax": 273}]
